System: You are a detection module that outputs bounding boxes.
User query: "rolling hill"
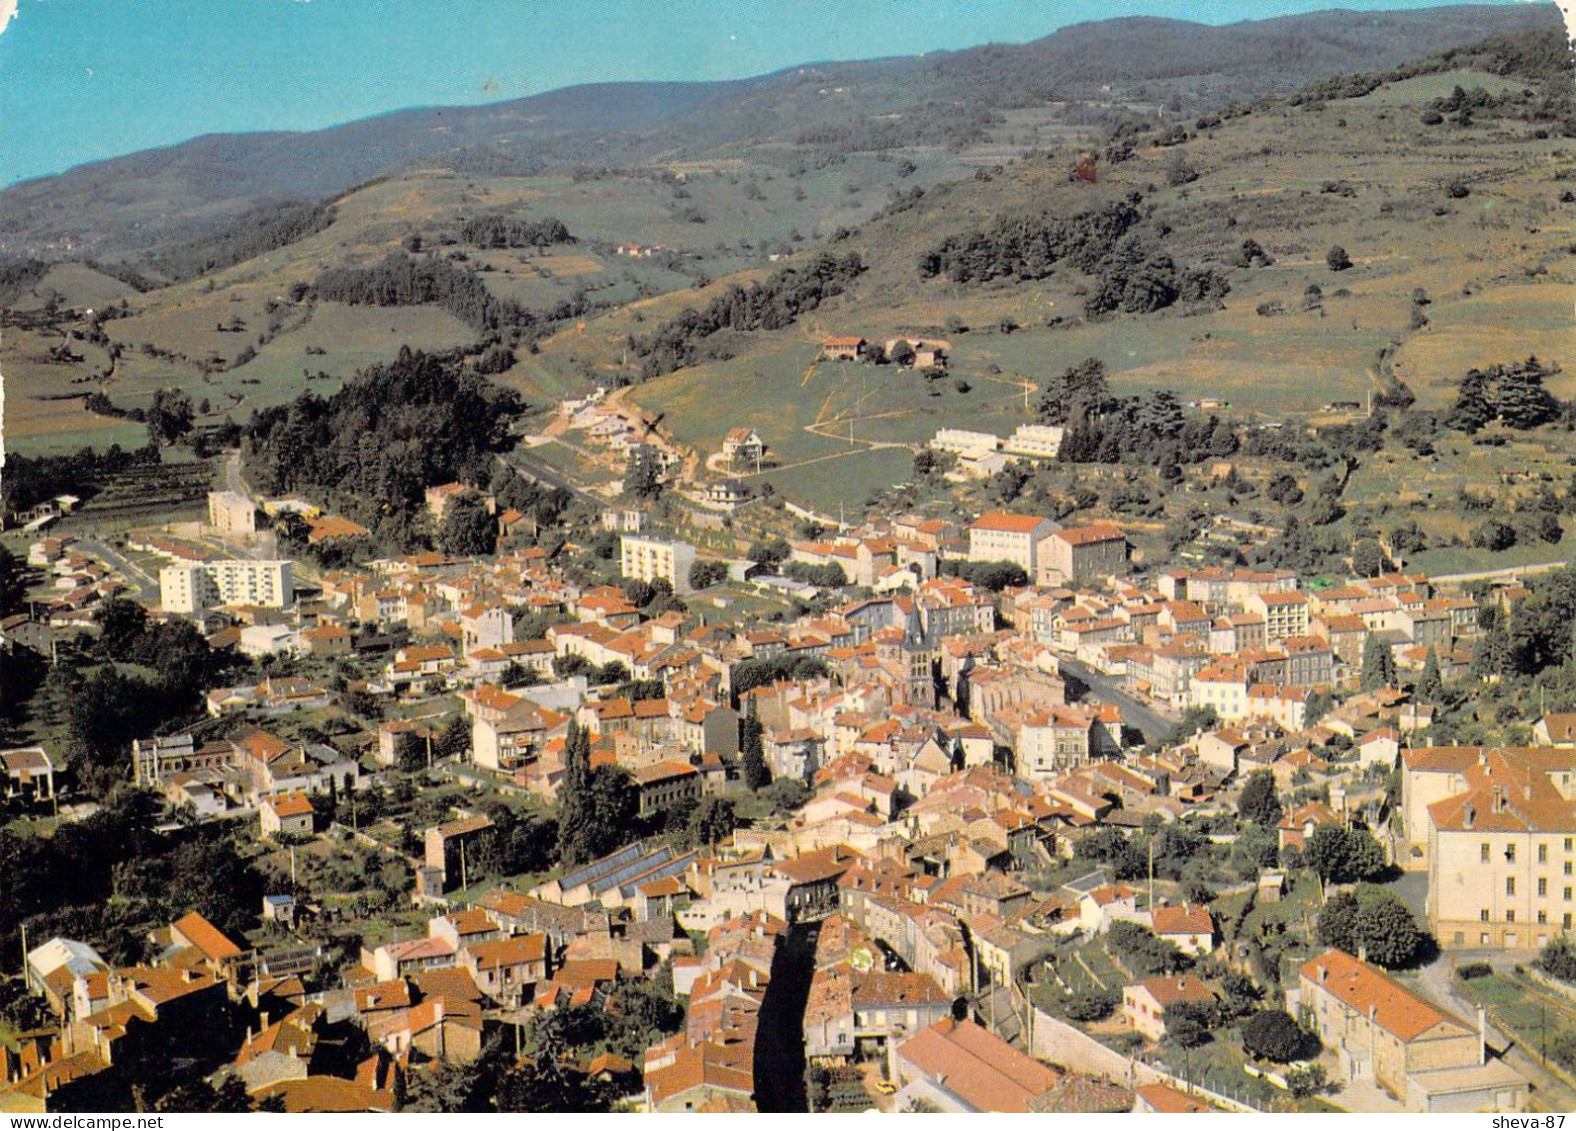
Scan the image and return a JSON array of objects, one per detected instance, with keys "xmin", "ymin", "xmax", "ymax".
[{"xmin": 0, "ymin": 4, "xmax": 1559, "ymax": 263}]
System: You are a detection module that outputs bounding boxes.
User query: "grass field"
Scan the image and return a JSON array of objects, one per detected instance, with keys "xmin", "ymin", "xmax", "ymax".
[{"xmin": 1354, "ymin": 70, "xmax": 1532, "ymax": 106}]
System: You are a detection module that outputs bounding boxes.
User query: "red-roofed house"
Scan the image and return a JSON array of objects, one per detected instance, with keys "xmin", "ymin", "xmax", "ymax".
[{"xmin": 1296, "ymin": 949, "xmax": 1527, "ymax": 1111}]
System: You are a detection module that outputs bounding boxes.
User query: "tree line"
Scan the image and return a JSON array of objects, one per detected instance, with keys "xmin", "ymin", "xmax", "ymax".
[
  {"xmin": 0, "ymin": 442, "xmax": 161, "ymax": 517},
  {"xmin": 918, "ymin": 194, "xmax": 1144, "ymax": 285},
  {"xmin": 313, "ymin": 251, "xmax": 582, "ymax": 334},
  {"xmin": 457, "ymin": 214, "xmax": 573, "ymax": 249},
  {"xmin": 630, "ymin": 252, "xmax": 866, "ymax": 379},
  {"xmin": 147, "ymin": 200, "xmax": 337, "ymax": 282}
]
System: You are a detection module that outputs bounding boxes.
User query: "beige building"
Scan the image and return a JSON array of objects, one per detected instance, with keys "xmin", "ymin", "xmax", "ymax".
[
  {"xmin": 207, "ymin": 491, "xmax": 256, "ymax": 536},
  {"xmin": 1296, "ymin": 949, "xmax": 1527, "ymax": 1112},
  {"xmin": 621, "ymin": 533, "xmax": 697, "ymax": 595},
  {"xmin": 1037, "ymin": 523, "xmax": 1127, "ymax": 587},
  {"xmin": 967, "ymin": 512, "xmax": 1057, "ymax": 574},
  {"xmin": 1421, "ymin": 747, "xmax": 1576, "ymax": 949},
  {"xmin": 160, "ymin": 559, "xmax": 294, "ymax": 613}
]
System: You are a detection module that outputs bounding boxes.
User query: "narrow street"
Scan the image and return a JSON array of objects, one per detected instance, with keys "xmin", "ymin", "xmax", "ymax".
[
  {"xmin": 753, "ymin": 921, "xmax": 817, "ymax": 1112},
  {"xmin": 1059, "ymin": 658, "xmax": 1176, "ymax": 745}
]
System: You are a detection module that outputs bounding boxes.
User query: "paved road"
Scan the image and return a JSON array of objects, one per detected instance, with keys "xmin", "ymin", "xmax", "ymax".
[
  {"xmin": 77, "ymin": 537, "xmax": 158, "ymax": 603},
  {"xmin": 224, "ymin": 450, "xmax": 250, "ymax": 499},
  {"xmin": 499, "ymin": 448, "xmax": 604, "ymax": 508},
  {"xmin": 1411, "ymin": 954, "xmax": 1576, "ymax": 1113},
  {"xmin": 1059, "ymin": 658, "xmax": 1176, "ymax": 745}
]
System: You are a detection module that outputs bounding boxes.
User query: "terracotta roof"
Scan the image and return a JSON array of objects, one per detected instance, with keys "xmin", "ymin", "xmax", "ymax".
[
  {"xmin": 265, "ymin": 792, "xmax": 314, "ymax": 818},
  {"xmin": 463, "ymin": 934, "xmax": 546, "ymax": 971},
  {"xmin": 171, "ymin": 911, "xmax": 242, "ymax": 962},
  {"xmin": 1300, "ymin": 948, "xmax": 1463, "ymax": 1042},
  {"xmin": 1051, "ymin": 523, "xmax": 1125, "ymax": 546},
  {"xmin": 970, "ymin": 512, "xmax": 1051, "ymax": 534},
  {"xmin": 1136, "ymin": 1082, "xmax": 1212, "ymax": 1113},
  {"xmin": 1151, "ymin": 904, "xmax": 1214, "ymax": 937},
  {"xmin": 897, "ymin": 1018, "xmax": 1059, "ymax": 1113}
]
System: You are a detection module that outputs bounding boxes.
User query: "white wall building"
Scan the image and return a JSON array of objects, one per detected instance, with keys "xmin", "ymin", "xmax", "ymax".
[
  {"xmin": 621, "ymin": 534, "xmax": 697, "ymax": 595},
  {"xmin": 160, "ymin": 559, "xmax": 294, "ymax": 614},
  {"xmin": 207, "ymin": 491, "xmax": 257, "ymax": 536},
  {"xmin": 1003, "ymin": 424, "xmax": 1064, "ymax": 460}
]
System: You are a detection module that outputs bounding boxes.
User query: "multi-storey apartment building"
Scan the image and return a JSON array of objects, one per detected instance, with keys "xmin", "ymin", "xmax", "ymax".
[
  {"xmin": 620, "ymin": 534, "xmax": 697, "ymax": 595},
  {"xmin": 159, "ymin": 559, "xmax": 294, "ymax": 613}
]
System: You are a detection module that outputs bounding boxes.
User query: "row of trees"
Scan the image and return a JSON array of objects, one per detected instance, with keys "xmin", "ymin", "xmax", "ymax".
[
  {"xmin": 631, "ymin": 252, "xmax": 866, "ymax": 378},
  {"xmin": 0, "ymin": 442, "xmax": 161, "ymax": 518},
  {"xmin": 313, "ymin": 251, "xmax": 580, "ymax": 334},
  {"xmin": 457, "ymin": 214, "xmax": 573, "ymax": 250}
]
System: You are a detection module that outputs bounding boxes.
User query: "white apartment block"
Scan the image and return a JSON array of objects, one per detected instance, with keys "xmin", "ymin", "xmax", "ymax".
[
  {"xmin": 931, "ymin": 429, "xmax": 1001, "ymax": 457},
  {"xmin": 1003, "ymin": 424, "xmax": 1064, "ymax": 460},
  {"xmin": 621, "ymin": 534, "xmax": 697, "ymax": 595},
  {"xmin": 160, "ymin": 559, "xmax": 294, "ymax": 614},
  {"xmin": 207, "ymin": 491, "xmax": 257, "ymax": 535}
]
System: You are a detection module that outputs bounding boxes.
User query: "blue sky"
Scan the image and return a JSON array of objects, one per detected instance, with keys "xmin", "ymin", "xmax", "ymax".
[{"xmin": 0, "ymin": 0, "xmax": 1542, "ymax": 185}]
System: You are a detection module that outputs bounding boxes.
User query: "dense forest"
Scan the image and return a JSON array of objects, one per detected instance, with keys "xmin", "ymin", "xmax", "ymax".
[
  {"xmin": 242, "ymin": 347, "xmax": 522, "ymax": 544},
  {"xmin": 919, "ymin": 194, "xmax": 1230, "ymax": 316},
  {"xmin": 631, "ymin": 251, "xmax": 865, "ymax": 378},
  {"xmin": 145, "ymin": 200, "xmax": 338, "ymax": 282},
  {"xmin": 313, "ymin": 251, "xmax": 582, "ymax": 334},
  {"xmin": 918, "ymin": 195, "xmax": 1145, "ymax": 284},
  {"xmin": 457, "ymin": 213, "xmax": 573, "ymax": 249}
]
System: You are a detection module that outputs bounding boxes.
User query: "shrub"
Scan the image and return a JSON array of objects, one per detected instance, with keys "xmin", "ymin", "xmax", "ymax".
[
  {"xmin": 1537, "ymin": 936, "xmax": 1576, "ymax": 983},
  {"xmin": 1062, "ymin": 990, "xmax": 1119, "ymax": 1022},
  {"xmin": 1241, "ymin": 1009, "xmax": 1316, "ymax": 1063},
  {"xmin": 1286, "ymin": 1063, "xmax": 1329, "ymax": 1098},
  {"xmin": 1455, "ymin": 962, "xmax": 1493, "ymax": 982}
]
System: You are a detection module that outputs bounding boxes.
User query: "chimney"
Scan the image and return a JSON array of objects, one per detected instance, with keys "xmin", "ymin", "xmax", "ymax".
[{"xmin": 1463, "ymin": 805, "xmax": 1475, "ymax": 830}]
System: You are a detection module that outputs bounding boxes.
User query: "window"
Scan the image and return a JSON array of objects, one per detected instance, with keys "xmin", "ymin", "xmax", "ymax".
[
  {"xmin": 1539, "ymin": 878, "xmax": 1548, "ymax": 897},
  {"xmin": 1481, "ymin": 909, "xmax": 1491, "ymax": 922},
  {"xmin": 1454, "ymin": 932, "xmax": 1465, "ymax": 945},
  {"xmin": 1481, "ymin": 843, "xmax": 1491, "ymax": 863},
  {"xmin": 1538, "ymin": 911, "xmax": 1547, "ymax": 925},
  {"xmin": 1506, "ymin": 845, "xmax": 1517, "ymax": 863},
  {"xmin": 1566, "ymin": 862, "xmax": 1572, "ymax": 876},
  {"xmin": 1567, "ymin": 838, "xmax": 1574, "ymax": 852},
  {"xmin": 1567, "ymin": 887, "xmax": 1573, "ymax": 902},
  {"xmin": 1481, "ymin": 932, "xmax": 1492, "ymax": 945},
  {"xmin": 1566, "ymin": 914, "xmax": 1573, "ymax": 930},
  {"xmin": 1539, "ymin": 844, "xmax": 1549, "ymax": 864},
  {"xmin": 1507, "ymin": 910, "xmax": 1516, "ymax": 923},
  {"xmin": 1507, "ymin": 877, "xmax": 1516, "ymax": 896}
]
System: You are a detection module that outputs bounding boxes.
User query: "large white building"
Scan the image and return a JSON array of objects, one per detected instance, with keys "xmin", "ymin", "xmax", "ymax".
[
  {"xmin": 207, "ymin": 491, "xmax": 256, "ymax": 536},
  {"xmin": 931, "ymin": 429, "xmax": 1001, "ymax": 457},
  {"xmin": 160, "ymin": 559, "xmax": 294, "ymax": 614},
  {"xmin": 1003, "ymin": 424, "xmax": 1065, "ymax": 460},
  {"xmin": 621, "ymin": 534, "xmax": 697, "ymax": 595},
  {"xmin": 966, "ymin": 512, "xmax": 1058, "ymax": 575}
]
